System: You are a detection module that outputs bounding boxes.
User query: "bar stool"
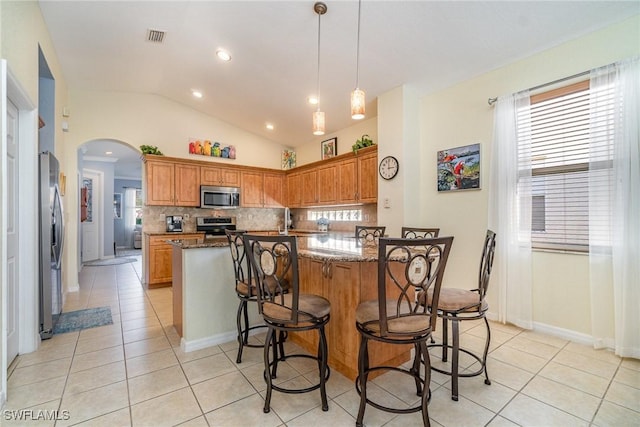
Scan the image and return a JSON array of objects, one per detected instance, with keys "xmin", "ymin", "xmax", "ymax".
[
  {"xmin": 243, "ymin": 233, "xmax": 331, "ymax": 413},
  {"xmin": 420, "ymin": 230, "xmax": 496, "ymax": 401},
  {"xmin": 401, "ymin": 227, "xmax": 440, "ymax": 239},
  {"xmin": 355, "ymin": 236, "xmax": 454, "ymax": 426}
]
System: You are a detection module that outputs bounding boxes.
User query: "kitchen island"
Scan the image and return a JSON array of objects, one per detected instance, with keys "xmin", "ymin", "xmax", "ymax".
[{"xmin": 170, "ymin": 233, "xmax": 410, "ymax": 380}]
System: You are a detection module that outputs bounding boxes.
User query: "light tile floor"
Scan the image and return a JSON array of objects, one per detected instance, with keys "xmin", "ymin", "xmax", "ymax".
[{"xmin": 4, "ymin": 256, "xmax": 640, "ymax": 426}]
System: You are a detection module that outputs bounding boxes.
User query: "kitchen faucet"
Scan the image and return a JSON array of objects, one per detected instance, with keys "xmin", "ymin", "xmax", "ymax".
[{"xmin": 280, "ymin": 207, "xmax": 290, "ymax": 235}]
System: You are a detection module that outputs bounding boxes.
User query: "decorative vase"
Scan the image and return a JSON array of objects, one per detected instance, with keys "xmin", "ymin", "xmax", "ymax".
[{"xmin": 318, "ymin": 224, "xmax": 328, "ymax": 232}]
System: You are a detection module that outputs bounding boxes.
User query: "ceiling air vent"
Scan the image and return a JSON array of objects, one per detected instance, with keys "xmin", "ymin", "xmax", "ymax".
[{"xmin": 146, "ymin": 29, "xmax": 166, "ymax": 43}]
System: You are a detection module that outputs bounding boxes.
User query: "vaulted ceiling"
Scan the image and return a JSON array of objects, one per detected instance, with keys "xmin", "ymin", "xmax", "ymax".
[{"xmin": 40, "ymin": 1, "xmax": 639, "ymax": 151}]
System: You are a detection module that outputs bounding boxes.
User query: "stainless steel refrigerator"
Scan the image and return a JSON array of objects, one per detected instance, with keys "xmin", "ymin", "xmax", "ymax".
[{"xmin": 39, "ymin": 152, "xmax": 65, "ymax": 339}]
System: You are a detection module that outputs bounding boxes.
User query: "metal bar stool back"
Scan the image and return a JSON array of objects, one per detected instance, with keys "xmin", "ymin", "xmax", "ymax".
[
  {"xmin": 401, "ymin": 227, "xmax": 440, "ymax": 239},
  {"xmin": 355, "ymin": 225, "xmax": 386, "ymax": 246}
]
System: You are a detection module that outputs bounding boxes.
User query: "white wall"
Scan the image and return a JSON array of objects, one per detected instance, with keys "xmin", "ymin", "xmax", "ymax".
[
  {"xmin": 0, "ymin": 0, "xmax": 70, "ymax": 405},
  {"xmin": 416, "ymin": 15, "xmax": 640, "ymax": 338}
]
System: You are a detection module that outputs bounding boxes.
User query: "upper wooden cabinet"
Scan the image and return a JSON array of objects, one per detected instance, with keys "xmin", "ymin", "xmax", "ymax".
[
  {"xmin": 287, "ymin": 173, "xmax": 302, "ymax": 207},
  {"xmin": 146, "ymin": 159, "xmax": 200, "ymax": 206},
  {"xmin": 263, "ymin": 173, "xmax": 286, "ymax": 208},
  {"xmin": 317, "ymin": 164, "xmax": 338, "ymax": 205},
  {"xmin": 241, "ymin": 171, "xmax": 286, "ymax": 208},
  {"xmin": 338, "ymin": 158, "xmax": 358, "ymax": 204},
  {"xmin": 201, "ymin": 165, "xmax": 240, "ymax": 187},
  {"xmin": 301, "ymin": 169, "xmax": 318, "ymax": 206},
  {"xmin": 357, "ymin": 150, "xmax": 378, "ymax": 203}
]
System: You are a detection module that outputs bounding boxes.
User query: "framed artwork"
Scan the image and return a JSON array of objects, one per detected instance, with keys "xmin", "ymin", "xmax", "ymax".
[
  {"xmin": 321, "ymin": 137, "xmax": 337, "ymax": 160},
  {"xmin": 437, "ymin": 143, "xmax": 480, "ymax": 192},
  {"xmin": 282, "ymin": 149, "xmax": 296, "ymax": 170}
]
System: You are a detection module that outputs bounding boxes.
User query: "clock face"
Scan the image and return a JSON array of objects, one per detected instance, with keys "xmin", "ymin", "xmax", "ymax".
[{"xmin": 379, "ymin": 156, "xmax": 399, "ymax": 180}]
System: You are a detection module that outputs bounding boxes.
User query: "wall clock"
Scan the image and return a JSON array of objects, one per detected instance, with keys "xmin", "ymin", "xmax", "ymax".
[{"xmin": 379, "ymin": 156, "xmax": 399, "ymax": 180}]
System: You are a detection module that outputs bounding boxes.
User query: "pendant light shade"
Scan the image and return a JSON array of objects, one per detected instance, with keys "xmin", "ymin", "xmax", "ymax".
[
  {"xmin": 313, "ymin": 110, "xmax": 325, "ymax": 136},
  {"xmin": 351, "ymin": 88, "xmax": 365, "ymax": 120},
  {"xmin": 312, "ymin": 2, "xmax": 327, "ymax": 135},
  {"xmin": 351, "ymin": 0, "xmax": 365, "ymax": 120}
]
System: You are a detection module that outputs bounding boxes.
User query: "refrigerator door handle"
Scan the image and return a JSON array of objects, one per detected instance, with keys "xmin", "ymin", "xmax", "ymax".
[{"xmin": 52, "ymin": 184, "xmax": 65, "ymax": 269}]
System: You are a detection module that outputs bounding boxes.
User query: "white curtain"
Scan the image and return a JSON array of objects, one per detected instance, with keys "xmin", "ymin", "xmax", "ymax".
[
  {"xmin": 589, "ymin": 57, "xmax": 640, "ymax": 357},
  {"xmin": 488, "ymin": 91, "xmax": 533, "ymax": 329},
  {"xmin": 124, "ymin": 188, "xmax": 137, "ymax": 248}
]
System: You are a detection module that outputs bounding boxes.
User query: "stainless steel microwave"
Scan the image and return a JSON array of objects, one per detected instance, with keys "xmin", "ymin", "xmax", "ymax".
[{"xmin": 200, "ymin": 185, "xmax": 240, "ymax": 208}]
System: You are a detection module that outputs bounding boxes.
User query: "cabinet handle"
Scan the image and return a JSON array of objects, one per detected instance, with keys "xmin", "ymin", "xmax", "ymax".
[
  {"xmin": 328, "ymin": 262, "xmax": 333, "ymax": 279},
  {"xmin": 322, "ymin": 260, "xmax": 327, "ymax": 278}
]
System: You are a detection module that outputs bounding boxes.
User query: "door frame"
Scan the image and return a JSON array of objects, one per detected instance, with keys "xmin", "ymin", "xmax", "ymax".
[
  {"xmin": 1, "ymin": 62, "xmax": 38, "ymax": 407},
  {"xmin": 81, "ymin": 168, "xmax": 104, "ymax": 261}
]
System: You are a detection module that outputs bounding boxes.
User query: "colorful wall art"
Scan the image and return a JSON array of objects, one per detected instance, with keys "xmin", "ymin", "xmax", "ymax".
[{"xmin": 437, "ymin": 143, "xmax": 480, "ymax": 191}]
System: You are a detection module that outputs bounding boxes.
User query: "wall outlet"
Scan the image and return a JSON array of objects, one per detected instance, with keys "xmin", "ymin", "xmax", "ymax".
[
  {"xmin": 160, "ymin": 213, "xmax": 166, "ymax": 220},
  {"xmin": 383, "ymin": 198, "xmax": 391, "ymax": 208}
]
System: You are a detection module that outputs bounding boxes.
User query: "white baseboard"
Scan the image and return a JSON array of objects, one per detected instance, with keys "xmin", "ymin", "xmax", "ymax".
[
  {"xmin": 486, "ymin": 311, "xmax": 612, "ymax": 350},
  {"xmin": 180, "ymin": 327, "xmax": 264, "ymax": 353}
]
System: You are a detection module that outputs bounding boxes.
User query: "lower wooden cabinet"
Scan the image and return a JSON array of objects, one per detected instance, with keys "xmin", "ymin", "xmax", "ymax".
[
  {"xmin": 293, "ymin": 257, "xmax": 409, "ymax": 380},
  {"xmin": 144, "ymin": 234, "xmax": 202, "ymax": 288}
]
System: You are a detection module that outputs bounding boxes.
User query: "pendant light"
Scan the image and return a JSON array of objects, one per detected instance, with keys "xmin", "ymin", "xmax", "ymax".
[
  {"xmin": 313, "ymin": 2, "xmax": 327, "ymax": 136},
  {"xmin": 351, "ymin": 0, "xmax": 365, "ymax": 120}
]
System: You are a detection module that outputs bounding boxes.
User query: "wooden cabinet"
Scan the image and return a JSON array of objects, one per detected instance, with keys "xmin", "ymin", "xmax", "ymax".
[
  {"xmin": 358, "ymin": 151, "xmax": 378, "ymax": 203},
  {"xmin": 338, "ymin": 158, "xmax": 358, "ymax": 204},
  {"xmin": 293, "ymin": 257, "xmax": 409, "ymax": 380},
  {"xmin": 146, "ymin": 159, "xmax": 200, "ymax": 206},
  {"xmin": 301, "ymin": 169, "xmax": 318, "ymax": 206},
  {"xmin": 287, "ymin": 173, "xmax": 302, "ymax": 207},
  {"xmin": 201, "ymin": 165, "xmax": 240, "ymax": 187},
  {"xmin": 241, "ymin": 171, "xmax": 264, "ymax": 207},
  {"xmin": 145, "ymin": 234, "xmax": 202, "ymax": 288},
  {"xmin": 263, "ymin": 173, "xmax": 286, "ymax": 207},
  {"xmin": 241, "ymin": 171, "xmax": 286, "ymax": 208},
  {"xmin": 285, "ymin": 146, "xmax": 378, "ymax": 208},
  {"xmin": 317, "ymin": 164, "xmax": 338, "ymax": 205}
]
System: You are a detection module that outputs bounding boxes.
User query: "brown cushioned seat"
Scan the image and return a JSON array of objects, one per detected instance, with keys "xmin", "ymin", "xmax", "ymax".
[
  {"xmin": 418, "ymin": 288, "xmax": 488, "ymax": 313},
  {"xmin": 355, "ymin": 299, "xmax": 431, "ymax": 336},
  {"xmin": 263, "ymin": 293, "xmax": 330, "ymax": 326}
]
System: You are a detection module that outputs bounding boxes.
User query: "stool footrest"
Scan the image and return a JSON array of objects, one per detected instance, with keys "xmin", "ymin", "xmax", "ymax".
[{"xmin": 356, "ymin": 366, "xmax": 430, "ymax": 415}]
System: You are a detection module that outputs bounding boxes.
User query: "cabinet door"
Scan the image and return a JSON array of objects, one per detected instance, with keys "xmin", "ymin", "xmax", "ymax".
[
  {"xmin": 263, "ymin": 173, "xmax": 285, "ymax": 208},
  {"xmin": 358, "ymin": 152, "xmax": 378, "ymax": 203},
  {"xmin": 338, "ymin": 158, "xmax": 358, "ymax": 204},
  {"xmin": 220, "ymin": 168, "xmax": 241, "ymax": 187},
  {"xmin": 325, "ymin": 261, "xmax": 361, "ymax": 372},
  {"xmin": 146, "ymin": 161, "xmax": 175, "ymax": 205},
  {"xmin": 201, "ymin": 166, "xmax": 241, "ymax": 187},
  {"xmin": 286, "ymin": 173, "xmax": 302, "ymax": 207},
  {"xmin": 241, "ymin": 171, "xmax": 264, "ymax": 207},
  {"xmin": 149, "ymin": 242, "xmax": 173, "ymax": 285},
  {"xmin": 174, "ymin": 163, "xmax": 200, "ymax": 206},
  {"xmin": 301, "ymin": 170, "xmax": 318, "ymax": 206},
  {"xmin": 317, "ymin": 164, "xmax": 338, "ymax": 205}
]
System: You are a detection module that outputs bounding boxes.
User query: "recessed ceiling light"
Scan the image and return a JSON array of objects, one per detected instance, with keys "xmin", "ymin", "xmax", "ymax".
[
  {"xmin": 266, "ymin": 123, "xmax": 275, "ymax": 131},
  {"xmin": 308, "ymin": 96, "xmax": 319, "ymax": 105},
  {"xmin": 105, "ymin": 151, "xmax": 113, "ymax": 155},
  {"xmin": 192, "ymin": 90, "xmax": 203, "ymax": 98},
  {"xmin": 216, "ymin": 49, "xmax": 231, "ymax": 61}
]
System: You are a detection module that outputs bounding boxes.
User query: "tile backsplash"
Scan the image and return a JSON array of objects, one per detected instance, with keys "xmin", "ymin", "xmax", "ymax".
[{"xmin": 142, "ymin": 204, "xmax": 378, "ymax": 234}]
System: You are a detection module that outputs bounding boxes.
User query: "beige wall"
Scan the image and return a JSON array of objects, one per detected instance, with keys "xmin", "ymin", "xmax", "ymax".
[
  {"xmin": 416, "ymin": 15, "xmax": 640, "ymax": 338},
  {"xmin": 295, "ymin": 117, "xmax": 378, "ymax": 166}
]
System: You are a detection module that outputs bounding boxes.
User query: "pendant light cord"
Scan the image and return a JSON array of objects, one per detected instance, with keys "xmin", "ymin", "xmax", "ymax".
[
  {"xmin": 355, "ymin": 0, "xmax": 362, "ymax": 89},
  {"xmin": 316, "ymin": 10, "xmax": 322, "ymax": 112}
]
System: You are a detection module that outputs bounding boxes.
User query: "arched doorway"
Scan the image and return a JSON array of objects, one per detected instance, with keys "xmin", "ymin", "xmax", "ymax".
[{"xmin": 77, "ymin": 140, "xmax": 141, "ymax": 263}]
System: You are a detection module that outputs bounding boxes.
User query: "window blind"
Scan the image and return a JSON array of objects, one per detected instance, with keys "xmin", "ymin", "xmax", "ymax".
[{"xmin": 521, "ymin": 80, "xmax": 614, "ymax": 251}]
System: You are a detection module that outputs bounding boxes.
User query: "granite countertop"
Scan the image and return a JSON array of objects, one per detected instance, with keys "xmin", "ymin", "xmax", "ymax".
[
  {"xmin": 166, "ymin": 232, "xmax": 379, "ymax": 261},
  {"xmin": 166, "ymin": 236, "xmax": 228, "ymax": 249},
  {"xmin": 144, "ymin": 231, "xmax": 205, "ymax": 236}
]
